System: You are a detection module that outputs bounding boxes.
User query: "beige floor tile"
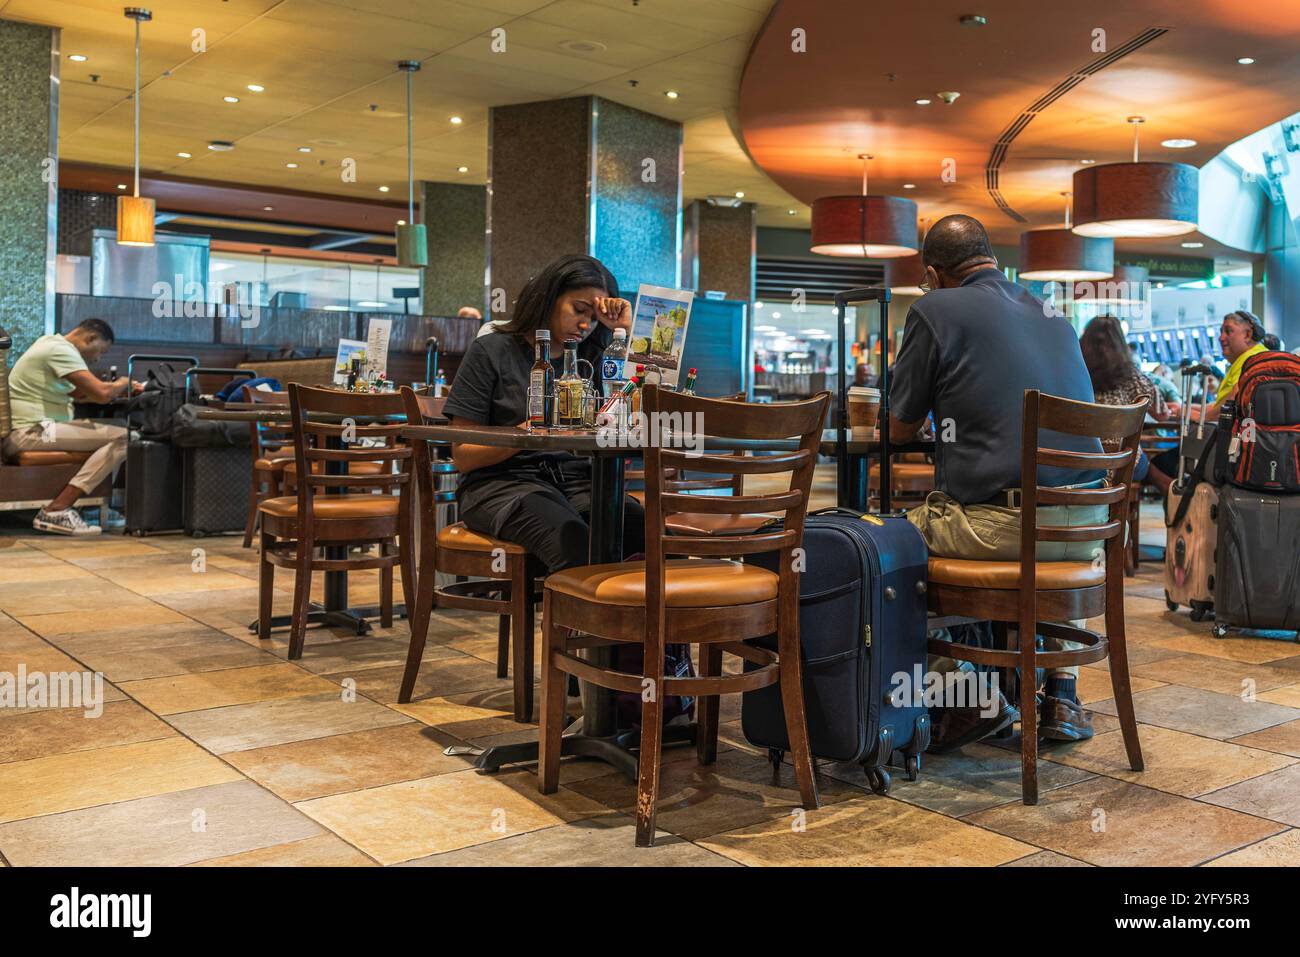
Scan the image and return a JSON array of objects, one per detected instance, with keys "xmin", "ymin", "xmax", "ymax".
[
  {"xmin": 1228, "ymin": 718, "xmax": 1300, "ymax": 758},
  {"xmin": 967, "ymin": 777, "xmax": 1284, "ymax": 866},
  {"xmin": 404, "ymin": 813, "xmax": 739, "ymax": 866},
  {"xmin": 57, "ymin": 627, "xmax": 273, "ymax": 682},
  {"xmin": 0, "ymin": 779, "xmax": 321, "ymax": 866},
  {"xmin": 0, "ymin": 699, "xmax": 173, "ymax": 764},
  {"xmin": 1259, "ymin": 683, "xmax": 1300, "ymax": 708},
  {"xmin": 106, "ymin": 568, "xmax": 259, "ymax": 596},
  {"xmin": 15, "ymin": 603, "xmax": 190, "ymax": 637},
  {"xmin": 1082, "ymin": 642, "xmax": 1185, "ymax": 669},
  {"xmin": 120, "ymin": 663, "xmax": 338, "ymax": 715},
  {"xmin": 32, "ymin": 540, "xmax": 166, "ymax": 561},
  {"xmin": 1002, "ymin": 850, "xmax": 1093, "ymax": 866},
  {"xmin": 1089, "ymin": 684, "xmax": 1300, "ymax": 739},
  {"xmin": 0, "ymin": 580, "xmax": 155, "ymax": 616},
  {"xmin": 1199, "ymin": 765, "xmax": 1300, "ymax": 827},
  {"xmin": 0, "ymin": 563, "xmax": 94, "ymax": 585},
  {"xmin": 699, "ymin": 796, "xmax": 1036, "ymax": 866},
  {"xmin": 266, "ymin": 632, "xmax": 460, "ymax": 675},
  {"xmin": 1131, "ymin": 654, "xmax": 1300, "ymax": 696},
  {"xmin": 1043, "ymin": 725, "xmax": 1296, "ymax": 797},
  {"xmin": 1075, "ymin": 667, "xmax": 1165, "ymax": 705},
  {"xmin": 326, "ymin": 654, "xmax": 508, "ymax": 705},
  {"xmin": 225, "ymin": 724, "xmax": 467, "ymax": 802},
  {"xmin": 1152, "ymin": 632, "xmax": 1300, "ymax": 664},
  {"xmin": 189, "ymin": 832, "xmax": 377, "ymax": 867},
  {"xmin": 296, "ymin": 767, "xmax": 609, "ymax": 865},
  {"xmin": 1202, "ymin": 829, "xmax": 1300, "ymax": 866},
  {"xmin": 166, "ymin": 691, "xmax": 411, "ymax": 753},
  {"xmin": 0, "ymin": 737, "xmax": 242, "ymax": 824}
]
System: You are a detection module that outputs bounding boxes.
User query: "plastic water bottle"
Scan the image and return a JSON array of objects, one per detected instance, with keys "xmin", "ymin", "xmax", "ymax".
[
  {"xmin": 434, "ymin": 369, "xmax": 447, "ymax": 397},
  {"xmin": 600, "ymin": 328, "xmax": 628, "ymax": 398}
]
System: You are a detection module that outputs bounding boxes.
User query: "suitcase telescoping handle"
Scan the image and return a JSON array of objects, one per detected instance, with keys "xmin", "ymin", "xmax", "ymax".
[
  {"xmin": 184, "ymin": 367, "xmax": 255, "ymax": 403},
  {"xmin": 1175, "ymin": 363, "xmax": 1215, "ymax": 490},
  {"xmin": 833, "ymin": 286, "xmax": 892, "ymax": 512}
]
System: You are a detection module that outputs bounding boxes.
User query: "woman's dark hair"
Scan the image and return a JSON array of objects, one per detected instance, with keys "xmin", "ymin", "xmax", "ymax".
[
  {"xmin": 1079, "ymin": 315, "xmax": 1135, "ymax": 393},
  {"xmin": 497, "ymin": 255, "xmax": 619, "ymax": 350}
]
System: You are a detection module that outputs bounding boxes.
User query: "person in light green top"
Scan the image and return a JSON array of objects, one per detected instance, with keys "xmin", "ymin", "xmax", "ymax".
[{"xmin": 3, "ymin": 319, "xmax": 140, "ymax": 535}]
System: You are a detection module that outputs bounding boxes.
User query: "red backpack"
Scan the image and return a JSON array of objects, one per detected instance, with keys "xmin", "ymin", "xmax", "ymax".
[{"xmin": 1221, "ymin": 351, "xmax": 1300, "ymax": 493}]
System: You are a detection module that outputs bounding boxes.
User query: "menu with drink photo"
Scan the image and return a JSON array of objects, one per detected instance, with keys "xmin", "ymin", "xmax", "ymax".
[{"xmin": 624, "ymin": 284, "xmax": 694, "ymax": 388}]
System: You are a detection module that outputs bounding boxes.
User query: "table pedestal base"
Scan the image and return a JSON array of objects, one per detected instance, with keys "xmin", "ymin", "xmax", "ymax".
[{"xmin": 249, "ymin": 605, "xmax": 375, "ymax": 636}]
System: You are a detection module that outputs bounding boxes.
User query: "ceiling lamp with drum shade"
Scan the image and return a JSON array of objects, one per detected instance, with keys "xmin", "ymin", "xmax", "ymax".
[
  {"xmin": 1019, "ymin": 192, "xmax": 1114, "ymax": 282},
  {"xmin": 117, "ymin": 8, "xmax": 155, "ymax": 247},
  {"xmin": 1072, "ymin": 116, "xmax": 1199, "ymax": 238},
  {"xmin": 810, "ymin": 154, "xmax": 917, "ymax": 258},
  {"xmin": 1073, "ymin": 263, "xmax": 1150, "ymax": 305},
  {"xmin": 394, "ymin": 60, "xmax": 428, "ymax": 268}
]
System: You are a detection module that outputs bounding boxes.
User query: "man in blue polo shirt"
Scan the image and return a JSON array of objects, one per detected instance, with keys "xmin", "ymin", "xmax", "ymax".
[{"xmin": 889, "ymin": 215, "xmax": 1106, "ymax": 751}]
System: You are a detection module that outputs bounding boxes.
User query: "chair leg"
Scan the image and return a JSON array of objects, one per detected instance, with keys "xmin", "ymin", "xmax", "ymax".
[
  {"xmin": 398, "ymin": 532, "xmax": 416, "ymax": 622},
  {"xmin": 380, "ymin": 554, "xmax": 394, "ymax": 629},
  {"xmin": 1106, "ymin": 577, "xmax": 1144, "ymax": 773},
  {"xmin": 635, "ymin": 647, "xmax": 666, "ymax": 848},
  {"xmin": 696, "ymin": 644, "xmax": 723, "ymax": 765},
  {"xmin": 288, "ymin": 534, "xmax": 314, "ymax": 660},
  {"xmin": 537, "ymin": 589, "xmax": 566, "ymax": 794},
  {"xmin": 243, "ymin": 473, "xmax": 261, "ymax": 549},
  {"xmin": 510, "ymin": 561, "xmax": 533, "ymax": 722},
  {"xmin": 776, "ymin": 611, "xmax": 821, "ymax": 811},
  {"xmin": 398, "ymin": 535, "xmax": 437, "ymax": 705},
  {"xmin": 1017, "ymin": 623, "xmax": 1039, "ymax": 805},
  {"xmin": 257, "ymin": 530, "xmax": 275, "ymax": 641},
  {"xmin": 496, "ymin": 614, "xmax": 510, "ymax": 679}
]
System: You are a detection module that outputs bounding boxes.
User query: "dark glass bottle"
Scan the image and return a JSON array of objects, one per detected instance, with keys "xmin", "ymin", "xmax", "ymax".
[{"xmin": 528, "ymin": 329, "xmax": 553, "ymax": 428}]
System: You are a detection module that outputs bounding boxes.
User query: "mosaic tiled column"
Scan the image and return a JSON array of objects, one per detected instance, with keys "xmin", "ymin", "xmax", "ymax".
[
  {"xmin": 0, "ymin": 20, "xmax": 59, "ymax": 354},
  {"xmin": 487, "ymin": 96, "xmax": 681, "ymax": 314},
  {"xmin": 683, "ymin": 200, "xmax": 755, "ymax": 302},
  {"xmin": 419, "ymin": 181, "xmax": 486, "ymax": 317}
]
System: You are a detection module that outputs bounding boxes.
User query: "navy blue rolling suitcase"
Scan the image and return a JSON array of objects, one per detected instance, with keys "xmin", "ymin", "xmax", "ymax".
[{"xmin": 742, "ymin": 507, "xmax": 930, "ymax": 794}]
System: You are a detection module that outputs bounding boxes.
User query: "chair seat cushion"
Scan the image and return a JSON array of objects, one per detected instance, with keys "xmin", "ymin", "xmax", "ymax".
[
  {"xmin": 664, "ymin": 512, "xmax": 777, "ymax": 536},
  {"xmin": 546, "ymin": 559, "xmax": 778, "ymax": 607},
  {"xmin": 254, "ymin": 455, "xmax": 293, "ymax": 471},
  {"xmin": 12, "ymin": 450, "xmax": 93, "ymax": 466},
  {"xmin": 436, "ymin": 522, "xmax": 525, "ymax": 554},
  {"xmin": 927, "ymin": 557, "xmax": 1105, "ymax": 590},
  {"xmin": 257, "ymin": 494, "xmax": 399, "ymax": 520}
]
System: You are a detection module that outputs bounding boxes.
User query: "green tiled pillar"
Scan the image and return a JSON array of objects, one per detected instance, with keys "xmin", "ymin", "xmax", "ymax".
[
  {"xmin": 0, "ymin": 20, "xmax": 59, "ymax": 354},
  {"xmin": 419, "ymin": 181, "xmax": 486, "ymax": 317}
]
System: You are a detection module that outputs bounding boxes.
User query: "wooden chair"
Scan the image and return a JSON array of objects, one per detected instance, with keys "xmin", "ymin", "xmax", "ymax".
[
  {"xmin": 242, "ymin": 387, "xmax": 292, "ymax": 548},
  {"xmin": 257, "ymin": 385, "xmax": 416, "ymax": 660},
  {"xmin": 537, "ymin": 386, "xmax": 831, "ymax": 846},
  {"xmin": 1125, "ymin": 427, "xmax": 1178, "ymax": 575},
  {"xmin": 868, "ymin": 452, "xmax": 935, "ymax": 510},
  {"xmin": 400, "ymin": 388, "xmax": 539, "ymax": 721},
  {"xmin": 925, "ymin": 391, "xmax": 1147, "ymax": 804}
]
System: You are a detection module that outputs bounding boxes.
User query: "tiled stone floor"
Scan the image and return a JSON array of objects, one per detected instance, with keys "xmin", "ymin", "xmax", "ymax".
[{"xmin": 2, "ymin": 494, "xmax": 1299, "ymax": 867}]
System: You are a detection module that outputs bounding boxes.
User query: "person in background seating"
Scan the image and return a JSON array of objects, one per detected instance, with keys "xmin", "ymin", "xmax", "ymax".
[
  {"xmin": 888, "ymin": 214, "xmax": 1109, "ymax": 751},
  {"xmin": 3, "ymin": 318, "xmax": 140, "ymax": 535},
  {"xmin": 1080, "ymin": 315, "xmax": 1173, "ymax": 493},
  {"xmin": 1263, "ymin": 332, "xmax": 1284, "ymax": 352},
  {"xmin": 1147, "ymin": 311, "xmax": 1267, "ymax": 489},
  {"xmin": 1148, "ymin": 362, "xmax": 1181, "ymax": 405}
]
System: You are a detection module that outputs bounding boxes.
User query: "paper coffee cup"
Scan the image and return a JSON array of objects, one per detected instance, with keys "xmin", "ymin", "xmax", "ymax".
[{"xmin": 848, "ymin": 387, "xmax": 880, "ymax": 439}]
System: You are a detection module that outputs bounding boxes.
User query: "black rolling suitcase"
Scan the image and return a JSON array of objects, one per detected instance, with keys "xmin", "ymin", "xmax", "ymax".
[
  {"xmin": 742, "ymin": 508, "xmax": 931, "ymax": 794},
  {"xmin": 1213, "ymin": 487, "xmax": 1300, "ymax": 637},
  {"xmin": 125, "ymin": 439, "xmax": 184, "ymax": 535},
  {"xmin": 177, "ymin": 368, "xmax": 255, "ymax": 537}
]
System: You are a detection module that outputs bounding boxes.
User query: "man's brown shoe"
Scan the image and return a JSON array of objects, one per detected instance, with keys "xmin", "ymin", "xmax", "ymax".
[
  {"xmin": 928, "ymin": 691, "xmax": 1021, "ymax": 754},
  {"xmin": 1039, "ymin": 692, "xmax": 1094, "ymax": 742}
]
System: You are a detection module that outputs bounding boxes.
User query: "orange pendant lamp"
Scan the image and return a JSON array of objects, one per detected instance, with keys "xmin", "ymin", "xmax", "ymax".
[
  {"xmin": 1072, "ymin": 117, "xmax": 1198, "ymax": 238},
  {"xmin": 811, "ymin": 154, "xmax": 917, "ymax": 258},
  {"xmin": 1019, "ymin": 192, "xmax": 1114, "ymax": 282},
  {"xmin": 117, "ymin": 8, "xmax": 155, "ymax": 247}
]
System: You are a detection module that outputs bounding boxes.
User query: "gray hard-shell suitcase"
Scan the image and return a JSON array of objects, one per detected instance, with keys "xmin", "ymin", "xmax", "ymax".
[{"xmin": 1212, "ymin": 486, "xmax": 1300, "ymax": 638}]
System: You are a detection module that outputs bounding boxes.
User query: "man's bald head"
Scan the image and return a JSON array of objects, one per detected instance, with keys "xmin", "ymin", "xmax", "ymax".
[{"xmin": 922, "ymin": 214, "xmax": 998, "ymax": 279}]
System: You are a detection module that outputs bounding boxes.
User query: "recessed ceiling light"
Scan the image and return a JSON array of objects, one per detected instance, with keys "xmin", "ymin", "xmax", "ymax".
[
  {"xmin": 787, "ymin": 209, "xmax": 797, "ymax": 215},
  {"xmin": 397, "ymin": 219, "xmax": 406, "ymax": 226},
  {"xmin": 902, "ymin": 183, "xmax": 916, "ymax": 189},
  {"xmin": 665, "ymin": 90, "xmax": 679, "ymax": 99},
  {"xmin": 116, "ymin": 183, "xmax": 127, "ymax": 190},
  {"xmin": 263, "ymin": 206, "xmax": 274, "ymax": 211},
  {"xmin": 1156, "ymin": 281, "xmax": 1165, "ymax": 288},
  {"xmin": 297, "ymin": 146, "xmax": 312, "ymax": 153},
  {"xmin": 735, "ymin": 191, "xmax": 745, "ymax": 198},
  {"xmin": 755, "ymin": 302, "xmax": 764, "ymax": 309},
  {"xmin": 1237, "ymin": 57, "xmax": 1255, "ymax": 65},
  {"xmin": 1080, "ymin": 159, "xmax": 1096, "ymax": 164},
  {"xmin": 208, "ymin": 141, "xmax": 235, "ymax": 151},
  {"xmin": 1181, "ymin": 241, "xmax": 1204, "ymax": 248},
  {"xmin": 357, "ymin": 301, "xmax": 387, "ymax": 309},
  {"xmin": 449, "ymin": 115, "xmax": 463, "ymax": 125},
  {"xmin": 457, "ymin": 166, "xmax": 469, "ymax": 173},
  {"xmin": 223, "ymin": 95, "xmax": 240, "ymax": 103},
  {"xmin": 378, "ymin": 185, "xmax": 390, "ymax": 192},
  {"xmin": 246, "ymin": 84, "xmax": 264, "ymax": 93},
  {"xmin": 771, "ymin": 312, "xmax": 782, "ymax": 319},
  {"xmin": 915, "ymin": 98, "xmax": 931, "ymax": 105},
  {"xmin": 176, "ymin": 151, "xmax": 191, "ymax": 158},
  {"xmin": 285, "ymin": 162, "xmax": 298, "ymax": 168},
  {"xmin": 68, "ymin": 54, "xmax": 87, "ymax": 62},
  {"xmin": 1162, "ymin": 138, "xmax": 1198, "ymax": 149}
]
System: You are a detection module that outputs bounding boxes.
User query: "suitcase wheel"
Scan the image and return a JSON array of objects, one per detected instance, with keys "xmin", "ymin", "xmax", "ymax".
[
  {"xmin": 1213, "ymin": 624, "xmax": 1230, "ymax": 639},
  {"xmin": 1189, "ymin": 601, "xmax": 1211, "ymax": 622},
  {"xmin": 904, "ymin": 754, "xmax": 920, "ymax": 782},
  {"xmin": 191, "ymin": 529, "xmax": 208, "ymax": 538},
  {"xmin": 767, "ymin": 748, "xmax": 784, "ymax": 786},
  {"xmin": 1164, "ymin": 590, "xmax": 1178, "ymax": 612},
  {"xmin": 864, "ymin": 765, "xmax": 892, "ymax": 795}
]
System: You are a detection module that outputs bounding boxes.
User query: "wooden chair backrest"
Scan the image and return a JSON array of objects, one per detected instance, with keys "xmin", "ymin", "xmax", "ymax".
[{"xmin": 242, "ymin": 385, "xmax": 291, "ymax": 458}]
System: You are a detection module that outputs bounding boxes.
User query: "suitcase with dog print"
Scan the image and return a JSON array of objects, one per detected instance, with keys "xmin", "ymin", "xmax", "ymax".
[{"xmin": 741, "ymin": 508, "xmax": 930, "ymax": 795}]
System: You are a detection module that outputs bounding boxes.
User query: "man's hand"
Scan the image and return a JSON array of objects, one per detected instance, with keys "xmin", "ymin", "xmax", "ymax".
[
  {"xmin": 594, "ymin": 296, "xmax": 632, "ymax": 333},
  {"xmin": 130, "ymin": 379, "xmax": 145, "ymax": 396}
]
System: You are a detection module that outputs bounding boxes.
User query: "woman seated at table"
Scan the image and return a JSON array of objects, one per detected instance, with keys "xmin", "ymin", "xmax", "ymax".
[
  {"xmin": 1079, "ymin": 315, "xmax": 1174, "ymax": 493},
  {"xmin": 442, "ymin": 254, "xmax": 643, "ymax": 572}
]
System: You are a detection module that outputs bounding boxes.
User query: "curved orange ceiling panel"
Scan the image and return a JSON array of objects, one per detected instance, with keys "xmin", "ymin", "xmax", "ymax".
[{"xmin": 739, "ymin": 0, "xmax": 1300, "ymax": 248}]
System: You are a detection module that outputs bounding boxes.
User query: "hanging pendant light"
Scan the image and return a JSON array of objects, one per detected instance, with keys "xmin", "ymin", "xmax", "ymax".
[
  {"xmin": 810, "ymin": 153, "xmax": 917, "ymax": 258},
  {"xmin": 117, "ymin": 8, "xmax": 155, "ymax": 246},
  {"xmin": 1072, "ymin": 116, "xmax": 1198, "ymax": 238},
  {"xmin": 395, "ymin": 60, "xmax": 428, "ymax": 267},
  {"xmin": 1019, "ymin": 191, "xmax": 1114, "ymax": 281}
]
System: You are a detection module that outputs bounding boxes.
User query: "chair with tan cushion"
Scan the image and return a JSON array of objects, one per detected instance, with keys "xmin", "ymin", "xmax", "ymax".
[
  {"xmin": 400, "ymin": 390, "xmax": 539, "ymax": 721},
  {"xmin": 925, "ymin": 390, "xmax": 1147, "ymax": 805},
  {"xmin": 868, "ymin": 453, "xmax": 935, "ymax": 509},
  {"xmin": 257, "ymin": 385, "xmax": 415, "ymax": 660},
  {"xmin": 241, "ymin": 386, "xmax": 292, "ymax": 548},
  {"xmin": 538, "ymin": 385, "xmax": 831, "ymax": 847}
]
